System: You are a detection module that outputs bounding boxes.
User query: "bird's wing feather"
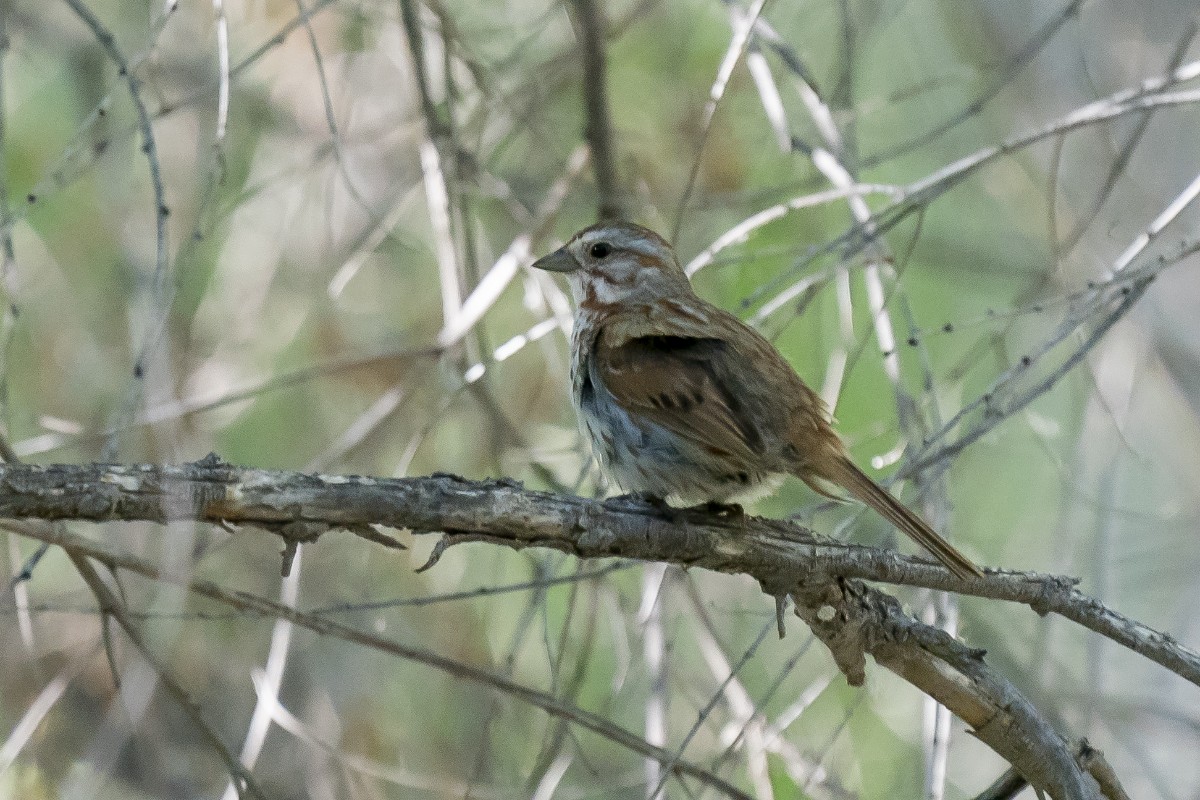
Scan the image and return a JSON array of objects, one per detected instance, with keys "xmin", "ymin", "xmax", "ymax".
[{"xmin": 594, "ymin": 314, "xmax": 763, "ymax": 462}]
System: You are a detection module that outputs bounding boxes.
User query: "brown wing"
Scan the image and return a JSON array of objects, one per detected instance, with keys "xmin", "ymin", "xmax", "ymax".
[{"xmin": 593, "ymin": 330, "xmax": 764, "ymax": 463}]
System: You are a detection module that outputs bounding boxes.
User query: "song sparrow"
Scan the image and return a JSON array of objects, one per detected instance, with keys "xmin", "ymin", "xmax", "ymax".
[{"xmin": 532, "ymin": 221, "xmax": 982, "ymax": 580}]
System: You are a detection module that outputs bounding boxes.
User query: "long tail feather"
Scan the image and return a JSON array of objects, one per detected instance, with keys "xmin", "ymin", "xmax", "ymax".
[{"xmin": 818, "ymin": 455, "xmax": 983, "ymax": 580}]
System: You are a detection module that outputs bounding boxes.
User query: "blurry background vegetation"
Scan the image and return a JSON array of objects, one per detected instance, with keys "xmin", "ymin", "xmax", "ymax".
[{"xmin": 1, "ymin": 0, "xmax": 1198, "ymax": 797}]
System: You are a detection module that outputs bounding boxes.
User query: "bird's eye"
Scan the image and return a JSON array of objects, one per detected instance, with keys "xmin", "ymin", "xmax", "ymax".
[{"xmin": 588, "ymin": 242, "xmax": 612, "ymax": 259}]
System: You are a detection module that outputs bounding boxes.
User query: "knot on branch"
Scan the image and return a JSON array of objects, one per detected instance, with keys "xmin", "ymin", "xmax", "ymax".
[{"xmin": 789, "ymin": 578, "xmax": 872, "ymax": 685}]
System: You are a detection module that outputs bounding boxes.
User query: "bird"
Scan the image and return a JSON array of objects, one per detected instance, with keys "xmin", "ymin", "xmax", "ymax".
[{"xmin": 531, "ymin": 220, "xmax": 983, "ymax": 580}]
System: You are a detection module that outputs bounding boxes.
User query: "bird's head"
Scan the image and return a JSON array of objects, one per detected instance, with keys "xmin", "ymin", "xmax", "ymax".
[{"xmin": 531, "ymin": 221, "xmax": 693, "ymax": 307}]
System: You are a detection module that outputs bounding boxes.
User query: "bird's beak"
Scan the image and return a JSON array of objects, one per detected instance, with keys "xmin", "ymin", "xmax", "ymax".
[{"xmin": 531, "ymin": 246, "xmax": 579, "ymax": 273}]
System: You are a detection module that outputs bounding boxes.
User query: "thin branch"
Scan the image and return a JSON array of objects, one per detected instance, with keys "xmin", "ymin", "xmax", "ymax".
[
  {"xmin": 0, "ymin": 9, "xmax": 21, "ymax": 452},
  {"xmin": 670, "ymin": 580, "xmax": 777, "ymax": 799},
  {"xmin": 212, "ymin": 0, "xmax": 230, "ymax": 149},
  {"xmin": 399, "ymin": 0, "xmax": 465, "ymax": 339},
  {"xmin": 62, "ymin": 0, "xmax": 172, "ymax": 460},
  {"xmin": 12, "ymin": 347, "xmax": 443, "ymax": 459},
  {"xmin": 784, "ymin": 65, "xmax": 970, "ymax": 800},
  {"xmin": 0, "ymin": 646, "xmax": 95, "ymax": 771},
  {"xmin": 904, "ymin": 237, "xmax": 1199, "ymax": 477},
  {"xmin": 438, "ymin": 144, "xmax": 589, "ymax": 349},
  {"xmin": 672, "ymin": 0, "xmax": 769, "ymax": 243},
  {"xmin": 292, "ymin": 0, "xmax": 379, "ymax": 218},
  {"xmin": 1052, "ymin": 22, "xmax": 1198, "ymax": 260},
  {"xmin": 797, "ymin": 581, "xmax": 1096, "ymax": 800},
  {"xmin": 29, "ymin": 521, "xmax": 753, "ymax": 800},
  {"xmin": 743, "ymin": 74, "xmax": 1200, "ymax": 316},
  {"xmin": 685, "ymin": 183, "xmax": 904, "ymax": 277},
  {"xmin": 567, "ymin": 0, "xmax": 623, "ymax": 221},
  {"xmin": 640, "ymin": 562, "xmax": 669, "ymax": 800},
  {"xmin": 65, "ymin": 549, "xmax": 267, "ymax": 800},
  {"xmin": 862, "ymin": 0, "xmax": 1087, "ymax": 168},
  {"xmin": 219, "ymin": 553, "xmax": 302, "ymax": 800}
]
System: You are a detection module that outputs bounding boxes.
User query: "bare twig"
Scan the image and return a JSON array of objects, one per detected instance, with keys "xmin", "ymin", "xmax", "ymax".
[
  {"xmin": 292, "ymin": 0, "xmax": 378, "ymax": 217},
  {"xmin": 36, "ymin": 522, "xmax": 753, "ymax": 800},
  {"xmin": 787, "ymin": 577, "xmax": 1100, "ymax": 800},
  {"xmin": 904, "ymin": 238, "xmax": 1199, "ymax": 477},
  {"xmin": 567, "ymin": 0, "xmax": 623, "ymax": 221},
  {"xmin": 743, "ymin": 73, "xmax": 1200, "ymax": 316},
  {"xmin": 11, "ymin": 347, "xmax": 443, "ymax": 459},
  {"xmin": 219, "ymin": 554, "xmax": 302, "ymax": 800},
  {"xmin": 399, "ymin": 0, "xmax": 465, "ymax": 340},
  {"xmin": 65, "ymin": 549, "xmax": 267, "ymax": 800},
  {"xmin": 62, "ymin": 0, "xmax": 172, "ymax": 460},
  {"xmin": 672, "ymin": 0, "xmax": 769, "ymax": 243},
  {"xmin": 640, "ymin": 562, "xmax": 669, "ymax": 800},
  {"xmin": 1051, "ymin": 23, "xmax": 1198, "ymax": 260},
  {"xmin": 863, "ymin": 0, "xmax": 1087, "ymax": 167},
  {"xmin": 212, "ymin": 0, "xmax": 230, "ymax": 149},
  {"xmin": 0, "ymin": 646, "xmax": 96, "ymax": 771}
]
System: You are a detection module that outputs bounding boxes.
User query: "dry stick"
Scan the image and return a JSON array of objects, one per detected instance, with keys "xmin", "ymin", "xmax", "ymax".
[
  {"xmin": 0, "ymin": 13, "xmax": 21, "ymax": 429},
  {"xmin": 786, "ymin": 45, "xmax": 961, "ymax": 797},
  {"xmin": 1051, "ymin": 23, "xmax": 1198, "ymax": 262},
  {"xmin": 671, "ymin": 0, "xmax": 769, "ymax": 243},
  {"xmin": 11, "ymin": 345, "xmax": 443, "ymax": 459},
  {"xmin": 223, "ymin": 8, "xmax": 363, "ymax": 768},
  {"xmin": 567, "ymin": 0, "xmax": 623, "ymax": 221},
  {"xmin": 903, "ymin": 272, "xmax": 1158, "ymax": 477},
  {"xmin": 663, "ymin": 581, "xmax": 781, "ymax": 799},
  {"xmin": 0, "ymin": 7, "xmax": 32, "ymax": 644},
  {"xmin": 741, "ymin": 77, "xmax": 1200, "ymax": 315},
  {"xmin": 65, "ymin": 549, "xmax": 266, "ymax": 800},
  {"xmin": 701, "ymin": 632, "xmax": 832, "ymax": 796},
  {"xmin": 862, "ymin": 0, "xmax": 1087, "ymax": 168},
  {"xmin": 31, "ymin": 523, "xmax": 752, "ymax": 800},
  {"xmin": 640, "ymin": 562, "xmax": 670, "ymax": 799},
  {"xmin": 61, "ymin": 0, "xmax": 171, "ymax": 461},
  {"xmin": 6, "ymin": 436, "xmax": 260, "ymax": 792},
  {"xmin": 523, "ymin": 563, "xmax": 599, "ymax": 796},
  {"xmin": 292, "ymin": 0, "xmax": 378, "ymax": 218},
  {"xmin": 399, "ymin": 0, "xmax": 466, "ymax": 343},
  {"xmin": 742, "ymin": 38, "xmax": 959, "ymax": 796}
]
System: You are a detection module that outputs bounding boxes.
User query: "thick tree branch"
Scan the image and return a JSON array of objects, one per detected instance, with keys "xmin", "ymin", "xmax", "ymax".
[
  {"xmin": 0, "ymin": 459, "xmax": 1193, "ymax": 684},
  {"xmin": 2, "ymin": 459, "xmax": 1180, "ymax": 798}
]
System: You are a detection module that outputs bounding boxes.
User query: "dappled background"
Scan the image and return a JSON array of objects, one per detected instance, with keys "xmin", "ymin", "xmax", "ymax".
[{"xmin": 1, "ymin": 0, "xmax": 1199, "ymax": 797}]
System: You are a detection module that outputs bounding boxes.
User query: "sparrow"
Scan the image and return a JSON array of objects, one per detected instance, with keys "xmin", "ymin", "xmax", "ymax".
[{"xmin": 533, "ymin": 220, "xmax": 982, "ymax": 579}]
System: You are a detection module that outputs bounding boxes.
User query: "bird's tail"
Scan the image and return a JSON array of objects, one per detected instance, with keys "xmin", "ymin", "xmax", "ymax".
[{"xmin": 815, "ymin": 454, "xmax": 983, "ymax": 580}]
